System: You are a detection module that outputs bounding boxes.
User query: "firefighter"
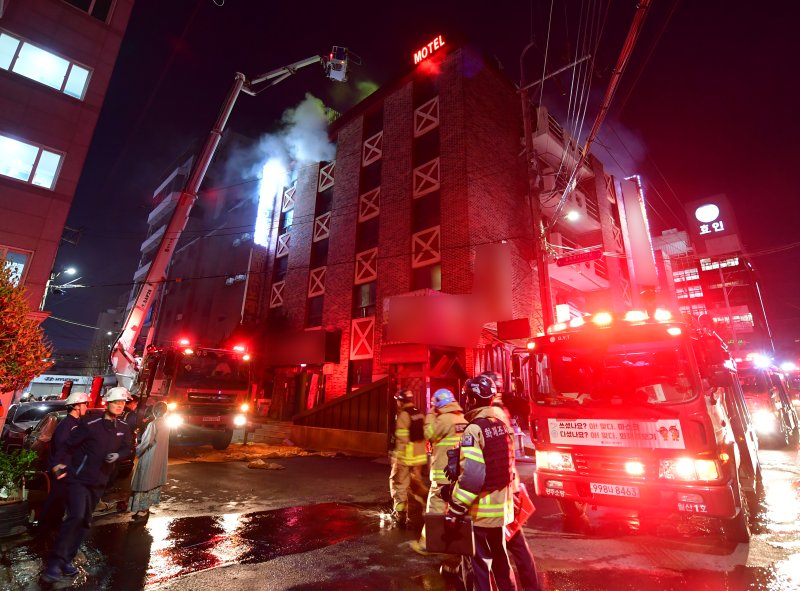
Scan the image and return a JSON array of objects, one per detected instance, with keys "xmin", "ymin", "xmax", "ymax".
[
  {"xmin": 41, "ymin": 387, "xmax": 133, "ymax": 583},
  {"xmin": 36, "ymin": 391, "xmax": 90, "ymax": 534},
  {"xmin": 389, "ymin": 389, "xmax": 428, "ymax": 528},
  {"xmin": 410, "ymin": 388, "xmax": 467, "ymax": 554},
  {"xmin": 441, "ymin": 374, "xmax": 516, "ymax": 591}
]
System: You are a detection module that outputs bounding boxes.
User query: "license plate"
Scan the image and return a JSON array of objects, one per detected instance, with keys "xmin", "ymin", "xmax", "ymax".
[
  {"xmin": 590, "ymin": 482, "xmax": 640, "ymax": 498},
  {"xmin": 202, "ymin": 416, "xmax": 221, "ymax": 422}
]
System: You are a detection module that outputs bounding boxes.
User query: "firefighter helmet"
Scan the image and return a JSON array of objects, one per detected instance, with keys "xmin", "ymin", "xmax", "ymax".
[
  {"xmin": 394, "ymin": 389, "xmax": 414, "ymax": 403},
  {"xmin": 480, "ymin": 371, "xmax": 504, "ymax": 392},
  {"xmin": 432, "ymin": 388, "xmax": 456, "ymax": 409},
  {"xmin": 464, "ymin": 375, "xmax": 497, "ymax": 403},
  {"xmin": 105, "ymin": 387, "xmax": 130, "ymax": 403},
  {"xmin": 64, "ymin": 391, "xmax": 90, "ymax": 406}
]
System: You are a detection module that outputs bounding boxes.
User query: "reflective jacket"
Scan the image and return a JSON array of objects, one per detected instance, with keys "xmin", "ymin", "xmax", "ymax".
[
  {"xmin": 55, "ymin": 414, "xmax": 133, "ymax": 488},
  {"xmin": 451, "ymin": 405, "xmax": 515, "ymax": 528},
  {"xmin": 394, "ymin": 403, "xmax": 428, "ymax": 466},
  {"xmin": 425, "ymin": 401, "xmax": 468, "ymax": 483}
]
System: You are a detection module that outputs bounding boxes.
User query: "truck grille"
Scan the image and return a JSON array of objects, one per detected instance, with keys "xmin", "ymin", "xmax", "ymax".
[
  {"xmin": 572, "ymin": 452, "xmax": 652, "ymax": 480},
  {"xmin": 187, "ymin": 392, "xmax": 237, "ymax": 404}
]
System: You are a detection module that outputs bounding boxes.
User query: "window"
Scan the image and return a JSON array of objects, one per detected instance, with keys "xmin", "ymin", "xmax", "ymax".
[
  {"xmin": 412, "ymin": 192, "xmax": 441, "ymax": 232},
  {"xmin": 411, "ymin": 226, "xmax": 441, "ymax": 268},
  {"xmin": 358, "ymin": 188, "xmax": 380, "ymax": 222},
  {"xmin": 350, "ymin": 317, "xmax": 375, "ymax": 360},
  {"xmin": 308, "ymin": 266, "xmax": 326, "ymax": 297},
  {"xmin": 414, "ymin": 96, "xmax": 439, "ymax": 138},
  {"xmin": 310, "ymin": 239, "xmax": 329, "ymax": 268},
  {"xmin": 279, "ymin": 208, "xmax": 294, "ymax": 234},
  {"xmin": 355, "ymin": 217, "xmax": 379, "ymax": 252},
  {"xmin": 318, "ymin": 161, "xmax": 335, "ymax": 192},
  {"xmin": 413, "ymin": 127, "xmax": 439, "ymax": 167},
  {"xmin": 349, "ymin": 359, "xmax": 373, "ymax": 389},
  {"xmin": 316, "ymin": 188, "xmax": 334, "ymax": 215},
  {"xmin": 362, "ymin": 131, "xmax": 383, "ymax": 166},
  {"xmin": 700, "ymin": 257, "xmax": 740, "ymax": 271},
  {"xmin": 62, "ymin": 0, "xmax": 114, "ymax": 23},
  {"xmin": 360, "ymin": 160, "xmax": 381, "ymax": 192},
  {"xmin": 363, "ymin": 107, "xmax": 383, "ymax": 138},
  {"xmin": 353, "ymin": 282, "xmax": 376, "ymax": 318},
  {"xmin": 411, "ymin": 263, "xmax": 442, "ymax": 291},
  {"xmin": 673, "ymin": 267, "xmax": 700, "ymax": 282},
  {"xmin": 306, "ymin": 295, "xmax": 324, "ymax": 328},
  {"xmin": 0, "ymin": 31, "xmax": 91, "ymax": 99},
  {"xmin": 354, "ymin": 248, "xmax": 378, "ymax": 285},
  {"xmin": 273, "ymin": 256, "xmax": 288, "ymax": 281},
  {"xmin": 1, "ymin": 246, "xmax": 31, "ymax": 285},
  {"xmin": 0, "ymin": 133, "xmax": 63, "ymax": 190},
  {"xmin": 412, "ymin": 158, "xmax": 440, "ymax": 198}
]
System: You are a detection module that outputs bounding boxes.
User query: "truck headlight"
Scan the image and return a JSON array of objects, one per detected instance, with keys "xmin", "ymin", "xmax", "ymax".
[
  {"xmin": 233, "ymin": 414, "xmax": 247, "ymax": 427},
  {"xmin": 240, "ymin": 403, "xmax": 250, "ymax": 413},
  {"xmin": 167, "ymin": 402, "xmax": 178, "ymax": 411},
  {"xmin": 659, "ymin": 458, "xmax": 719, "ymax": 481},
  {"xmin": 165, "ymin": 413, "xmax": 184, "ymax": 429},
  {"xmin": 752, "ymin": 409, "xmax": 777, "ymax": 433},
  {"xmin": 535, "ymin": 451, "xmax": 576, "ymax": 472}
]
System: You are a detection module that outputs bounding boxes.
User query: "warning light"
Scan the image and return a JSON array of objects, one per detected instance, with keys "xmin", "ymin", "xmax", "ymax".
[
  {"xmin": 242, "ymin": 354, "xmax": 251, "ymax": 362},
  {"xmin": 526, "ymin": 340, "xmax": 536, "ymax": 351},
  {"xmin": 667, "ymin": 327, "xmax": 682, "ymax": 336},
  {"xmin": 183, "ymin": 347, "xmax": 194, "ymax": 355},
  {"xmin": 179, "ymin": 338, "xmax": 190, "ymax": 346},
  {"xmin": 592, "ymin": 312, "xmax": 613, "ymax": 326},
  {"xmin": 233, "ymin": 344, "xmax": 246, "ymax": 352}
]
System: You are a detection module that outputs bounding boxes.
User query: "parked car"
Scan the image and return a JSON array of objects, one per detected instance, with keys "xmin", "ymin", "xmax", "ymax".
[
  {"xmin": 738, "ymin": 363, "xmax": 800, "ymax": 448},
  {"xmin": 1, "ymin": 400, "xmax": 67, "ymax": 449},
  {"xmin": 22, "ymin": 409, "xmax": 134, "ymax": 479}
]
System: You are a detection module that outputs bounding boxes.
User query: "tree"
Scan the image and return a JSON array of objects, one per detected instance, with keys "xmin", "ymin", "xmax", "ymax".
[{"xmin": 0, "ymin": 264, "xmax": 52, "ymax": 392}]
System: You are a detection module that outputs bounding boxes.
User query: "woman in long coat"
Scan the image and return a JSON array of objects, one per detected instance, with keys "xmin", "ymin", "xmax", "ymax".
[{"xmin": 129, "ymin": 401, "xmax": 170, "ymax": 520}]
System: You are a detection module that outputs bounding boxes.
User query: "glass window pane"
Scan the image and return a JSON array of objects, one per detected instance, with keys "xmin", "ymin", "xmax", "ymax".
[
  {"xmin": 64, "ymin": 65, "xmax": 90, "ymax": 99},
  {"xmin": 93, "ymin": 0, "xmax": 114, "ymax": 21},
  {"xmin": 13, "ymin": 42, "xmax": 69, "ymax": 91},
  {"xmin": 0, "ymin": 135, "xmax": 38, "ymax": 182},
  {"xmin": 5, "ymin": 251, "xmax": 28, "ymax": 285},
  {"xmin": 32, "ymin": 150, "xmax": 62, "ymax": 189},
  {"xmin": 0, "ymin": 33, "xmax": 20, "ymax": 70}
]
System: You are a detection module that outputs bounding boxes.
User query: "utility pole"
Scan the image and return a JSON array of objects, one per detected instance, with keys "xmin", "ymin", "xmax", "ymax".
[
  {"xmin": 717, "ymin": 260, "xmax": 739, "ymax": 355},
  {"xmin": 520, "ymin": 42, "xmax": 554, "ymax": 330}
]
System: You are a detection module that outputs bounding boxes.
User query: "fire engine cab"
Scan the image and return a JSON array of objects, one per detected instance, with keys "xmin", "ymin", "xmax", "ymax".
[{"xmin": 528, "ymin": 308, "xmax": 762, "ymax": 542}]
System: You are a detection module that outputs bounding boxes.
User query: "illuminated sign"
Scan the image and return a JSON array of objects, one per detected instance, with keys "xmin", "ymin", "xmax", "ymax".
[
  {"xmin": 694, "ymin": 203, "xmax": 725, "ymax": 235},
  {"xmin": 684, "ymin": 194, "xmax": 742, "ymax": 255},
  {"xmin": 413, "ymin": 35, "xmax": 446, "ymax": 64}
]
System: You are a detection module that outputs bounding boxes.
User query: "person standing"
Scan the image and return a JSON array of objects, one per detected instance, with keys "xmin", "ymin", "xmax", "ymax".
[
  {"xmin": 36, "ymin": 391, "xmax": 90, "ymax": 533},
  {"xmin": 389, "ymin": 389, "xmax": 428, "ymax": 527},
  {"xmin": 410, "ymin": 388, "xmax": 467, "ymax": 554},
  {"xmin": 129, "ymin": 401, "xmax": 170, "ymax": 521},
  {"xmin": 41, "ymin": 387, "xmax": 133, "ymax": 583},
  {"xmin": 442, "ymin": 374, "xmax": 516, "ymax": 591}
]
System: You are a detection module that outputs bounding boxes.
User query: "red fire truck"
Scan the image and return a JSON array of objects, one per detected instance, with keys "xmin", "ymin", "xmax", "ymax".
[
  {"xmin": 136, "ymin": 341, "xmax": 251, "ymax": 450},
  {"xmin": 528, "ymin": 309, "xmax": 762, "ymax": 542}
]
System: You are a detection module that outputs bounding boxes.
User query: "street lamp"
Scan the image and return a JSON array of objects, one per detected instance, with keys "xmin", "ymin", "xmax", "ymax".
[{"xmin": 40, "ymin": 266, "xmax": 77, "ymax": 310}]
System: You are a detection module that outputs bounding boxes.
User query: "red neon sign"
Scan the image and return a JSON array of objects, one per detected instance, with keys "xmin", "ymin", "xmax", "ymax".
[{"xmin": 413, "ymin": 35, "xmax": 446, "ymax": 65}]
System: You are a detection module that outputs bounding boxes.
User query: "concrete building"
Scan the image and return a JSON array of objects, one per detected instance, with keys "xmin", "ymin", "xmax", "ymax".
[{"xmin": 0, "ymin": 0, "xmax": 134, "ymax": 313}]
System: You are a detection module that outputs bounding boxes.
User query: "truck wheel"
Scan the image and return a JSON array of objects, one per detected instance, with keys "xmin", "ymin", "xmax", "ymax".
[
  {"xmin": 212, "ymin": 429, "xmax": 233, "ymax": 450},
  {"xmin": 723, "ymin": 479, "xmax": 751, "ymax": 543}
]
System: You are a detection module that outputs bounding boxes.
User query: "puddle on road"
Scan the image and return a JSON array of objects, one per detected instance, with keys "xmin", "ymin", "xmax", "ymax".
[{"xmin": 2, "ymin": 503, "xmax": 382, "ymax": 590}]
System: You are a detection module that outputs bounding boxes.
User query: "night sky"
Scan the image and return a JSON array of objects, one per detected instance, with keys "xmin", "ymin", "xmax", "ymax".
[{"xmin": 44, "ymin": 0, "xmax": 800, "ymax": 360}]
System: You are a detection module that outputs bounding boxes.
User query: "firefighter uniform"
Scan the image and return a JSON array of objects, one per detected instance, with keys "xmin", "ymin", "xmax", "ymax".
[
  {"xmin": 450, "ymin": 404, "xmax": 516, "ymax": 591},
  {"xmin": 390, "ymin": 396, "xmax": 428, "ymax": 523}
]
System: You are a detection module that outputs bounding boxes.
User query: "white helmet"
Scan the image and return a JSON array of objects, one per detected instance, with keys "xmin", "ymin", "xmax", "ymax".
[
  {"xmin": 105, "ymin": 386, "xmax": 130, "ymax": 403},
  {"xmin": 64, "ymin": 391, "xmax": 90, "ymax": 406}
]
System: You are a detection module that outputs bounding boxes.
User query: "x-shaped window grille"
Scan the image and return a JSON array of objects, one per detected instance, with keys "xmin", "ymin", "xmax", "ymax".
[
  {"xmin": 414, "ymin": 96, "xmax": 439, "ymax": 137},
  {"xmin": 269, "ymin": 281, "xmax": 285, "ymax": 308},
  {"xmin": 282, "ymin": 184, "xmax": 296, "ymax": 212},
  {"xmin": 362, "ymin": 131, "xmax": 383, "ymax": 166},
  {"xmin": 358, "ymin": 188, "xmax": 380, "ymax": 222},
  {"xmin": 411, "ymin": 226, "xmax": 441, "ymax": 268},
  {"xmin": 354, "ymin": 247, "xmax": 378, "ymax": 284},
  {"xmin": 413, "ymin": 158, "xmax": 440, "ymax": 198},
  {"xmin": 605, "ymin": 174, "xmax": 616, "ymax": 204},
  {"xmin": 313, "ymin": 212, "xmax": 331, "ymax": 242},
  {"xmin": 350, "ymin": 316, "xmax": 375, "ymax": 360},
  {"xmin": 318, "ymin": 161, "xmax": 335, "ymax": 192},
  {"xmin": 276, "ymin": 233, "xmax": 290, "ymax": 258},
  {"xmin": 308, "ymin": 266, "xmax": 326, "ymax": 297}
]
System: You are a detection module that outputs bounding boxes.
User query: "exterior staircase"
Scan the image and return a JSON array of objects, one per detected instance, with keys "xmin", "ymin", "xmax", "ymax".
[{"xmin": 246, "ymin": 420, "xmax": 295, "ymax": 445}]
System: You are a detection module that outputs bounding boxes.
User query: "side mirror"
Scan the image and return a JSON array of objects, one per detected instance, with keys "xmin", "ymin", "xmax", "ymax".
[{"xmin": 710, "ymin": 370, "xmax": 732, "ymax": 388}]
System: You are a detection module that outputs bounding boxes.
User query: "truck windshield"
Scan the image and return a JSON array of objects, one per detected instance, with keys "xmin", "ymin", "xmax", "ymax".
[
  {"xmin": 738, "ymin": 369, "xmax": 769, "ymax": 394},
  {"xmin": 535, "ymin": 340, "xmax": 699, "ymax": 407},
  {"xmin": 176, "ymin": 350, "xmax": 249, "ymax": 389}
]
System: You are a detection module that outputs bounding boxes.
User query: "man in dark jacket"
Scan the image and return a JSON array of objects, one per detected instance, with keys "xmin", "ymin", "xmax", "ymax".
[
  {"xmin": 41, "ymin": 387, "xmax": 133, "ymax": 583},
  {"xmin": 36, "ymin": 391, "xmax": 90, "ymax": 533}
]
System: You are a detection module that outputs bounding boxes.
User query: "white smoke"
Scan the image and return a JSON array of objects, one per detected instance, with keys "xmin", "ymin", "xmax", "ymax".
[{"xmin": 252, "ymin": 93, "xmax": 336, "ymax": 247}]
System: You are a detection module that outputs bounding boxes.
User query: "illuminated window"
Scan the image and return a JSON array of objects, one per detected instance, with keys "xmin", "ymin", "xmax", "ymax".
[
  {"xmin": 411, "ymin": 263, "xmax": 442, "ymax": 291},
  {"xmin": 676, "ymin": 285, "xmax": 704, "ymax": 299},
  {"xmin": 700, "ymin": 257, "xmax": 740, "ymax": 271},
  {"xmin": 679, "ymin": 303, "xmax": 707, "ymax": 317},
  {"xmin": 62, "ymin": 0, "xmax": 114, "ymax": 23},
  {"xmin": 1, "ymin": 246, "xmax": 31, "ymax": 285},
  {"xmin": 673, "ymin": 267, "xmax": 699, "ymax": 282},
  {"xmin": 0, "ymin": 31, "xmax": 91, "ymax": 99},
  {"xmin": 0, "ymin": 133, "xmax": 63, "ymax": 189}
]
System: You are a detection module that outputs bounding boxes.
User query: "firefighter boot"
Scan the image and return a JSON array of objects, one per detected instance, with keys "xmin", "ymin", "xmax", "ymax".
[{"xmin": 391, "ymin": 510, "xmax": 408, "ymax": 528}]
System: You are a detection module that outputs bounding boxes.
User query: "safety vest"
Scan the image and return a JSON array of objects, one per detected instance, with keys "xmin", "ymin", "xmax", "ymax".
[
  {"xmin": 425, "ymin": 402, "xmax": 467, "ymax": 483},
  {"xmin": 472, "ymin": 416, "xmax": 513, "ymax": 492}
]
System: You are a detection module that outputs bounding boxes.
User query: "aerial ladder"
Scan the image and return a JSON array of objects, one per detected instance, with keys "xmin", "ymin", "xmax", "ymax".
[{"xmin": 110, "ymin": 47, "xmax": 353, "ymax": 390}]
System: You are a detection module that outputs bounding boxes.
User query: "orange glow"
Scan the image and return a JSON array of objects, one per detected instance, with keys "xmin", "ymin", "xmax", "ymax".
[
  {"xmin": 242, "ymin": 354, "xmax": 251, "ymax": 361},
  {"xmin": 178, "ymin": 338, "xmax": 190, "ymax": 346},
  {"xmin": 233, "ymin": 344, "xmax": 246, "ymax": 352},
  {"xmin": 592, "ymin": 311, "xmax": 613, "ymax": 326},
  {"xmin": 667, "ymin": 326, "xmax": 682, "ymax": 336},
  {"xmin": 625, "ymin": 461, "xmax": 645, "ymax": 476},
  {"xmin": 568, "ymin": 317, "xmax": 585, "ymax": 328},
  {"xmin": 183, "ymin": 348, "xmax": 194, "ymax": 355},
  {"xmin": 653, "ymin": 308, "xmax": 672, "ymax": 321},
  {"xmin": 526, "ymin": 340, "xmax": 536, "ymax": 351},
  {"xmin": 624, "ymin": 310, "xmax": 648, "ymax": 322}
]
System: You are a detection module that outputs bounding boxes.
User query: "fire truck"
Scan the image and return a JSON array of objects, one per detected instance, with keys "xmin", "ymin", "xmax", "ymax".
[
  {"xmin": 528, "ymin": 308, "xmax": 762, "ymax": 542},
  {"xmin": 136, "ymin": 341, "xmax": 252, "ymax": 450},
  {"xmin": 736, "ymin": 358, "xmax": 799, "ymax": 448}
]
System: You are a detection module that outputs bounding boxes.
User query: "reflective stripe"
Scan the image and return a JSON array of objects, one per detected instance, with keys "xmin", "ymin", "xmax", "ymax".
[
  {"xmin": 462, "ymin": 449, "xmax": 485, "ymax": 464},
  {"xmin": 396, "ymin": 428, "xmax": 409, "ymax": 436},
  {"xmin": 432, "ymin": 469, "xmax": 446, "ymax": 480},
  {"xmin": 435, "ymin": 436, "xmax": 461, "ymax": 447},
  {"xmin": 454, "ymin": 487, "xmax": 477, "ymax": 505}
]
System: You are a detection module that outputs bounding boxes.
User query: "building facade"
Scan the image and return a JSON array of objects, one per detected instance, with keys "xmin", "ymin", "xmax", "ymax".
[{"xmin": 0, "ymin": 0, "xmax": 133, "ymax": 312}]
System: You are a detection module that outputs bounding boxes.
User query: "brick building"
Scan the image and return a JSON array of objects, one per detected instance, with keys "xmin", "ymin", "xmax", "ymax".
[{"xmin": 0, "ymin": 0, "xmax": 133, "ymax": 312}]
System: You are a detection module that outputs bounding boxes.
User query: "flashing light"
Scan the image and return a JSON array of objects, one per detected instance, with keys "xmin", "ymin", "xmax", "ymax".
[
  {"xmin": 624, "ymin": 310, "xmax": 648, "ymax": 322},
  {"xmin": 233, "ymin": 414, "xmax": 247, "ymax": 427},
  {"xmin": 165, "ymin": 413, "xmax": 184, "ymax": 429},
  {"xmin": 183, "ymin": 347, "xmax": 194, "ymax": 355},
  {"xmin": 780, "ymin": 362, "xmax": 797, "ymax": 372},
  {"xmin": 667, "ymin": 327, "xmax": 682, "ymax": 337},
  {"xmin": 548, "ymin": 322, "xmax": 568, "ymax": 333},
  {"xmin": 624, "ymin": 461, "xmax": 645, "ymax": 476},
  {"xmin": 167, "ymin": 402, "xmax": 178, "ymax": 411},
  {"xmin": 752, "ymin": 409, "xmax": 777, "ymax": 433},
  {"xmin": 752, "ymin": 354, "xmax": 771, "ymax": 369},
  {"xmin": 535, "ymin": 451, "xmax": 576, "ymax": 472},
  {"xmin": 300, "ymin": 363, "xmax": 307, "ymax": 368},
  {"xmin": 659, "ymin": 458, "xmax": 720, "ymax": 481},
  {"xmin": 653, "ymin": 308, "xmax": 672, "ymax": 322},
  {"xmin": 233, "ymin": 344, "xmax": 246, "ymax": 352},
  {"xmin": 568, "ymin": 317, "xmax": 585, "ymax": 328},
  {"xmin": 526, "ymin": 340, "xmax": 536, "ymax": 351},
  {"xmin": 240, "ymin": 403, "xmax": 250, "ymax": 413},
  {"xmin": 592, "ymin": 311, "xmax": 613, "ymax": 326},
  {"xmin": 565, "ymin": 210, "xmax": 580, "ymax": 222},
  {"xmin": 242, "ymin": 353, "xmax": 251, "ymax": 362},
  {"xmin": 178, "ymin": 338, "xmax": 190, "ymax": 346},
  {"xmin": 719, "ymin": 452, "xmax": 730, "ymax": 462}
]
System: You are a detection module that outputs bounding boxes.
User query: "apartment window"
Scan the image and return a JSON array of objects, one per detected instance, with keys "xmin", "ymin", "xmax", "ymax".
[
  {"xmin": 413, "ymin": 128, "xmax": 439, "ymax": 167},
  {"xmin": 700, "ymin": 257, "xmax": 740, "ymax": 271},
  {"xmin": 353, "ymin": 281, "xmax": 376, "ymax": 318},
  {"xmin": 355, "ymin": 217, "xmax": 379, "ymax": 252},
  {"xmin": 0, "ymin": 31, "xmax": 91, "ymax": 99},
  {"xmin": 279, "ymin": 208, "xmax": 294, "ymax": 234},
  {"xmin": 673, "ymin": 267, "xmax": 699, "ymax": 282},
  {"xmin": 306, "ymin": 295, "xmax": 324, "ymax": 328},
  {"xmin": 411, "ymin": 263, "xmax": 442, "ymax": 291},
  {"xmin": 363, "ymin": 107, "xmax": 383, "ymax": 138},
  {"xmin": 349, "ymin": 359, "xmax": 373, "ymax": 389},
  {"xmin": 362, "ymin": 131, "xmax": 383, "ymax": 166},
  {"xmin": 360, "ymin": 160, "xmax": 381, "ymax": 192},
  {"xmin": 679, "ymin": 303, "xmax": 707, "ymax": 317},
  {"xmin": 316, "ymin": 188, "xmax": 334, "ymax": 215},
  {"xmin": 1, "ymin": 246, "xmax": 31, "ymax": 285},
  {"xmin": 273, "ymin": 256, "xmax": 288, "ymax": 282},
  {"xmin": 310, "ymin": 239, "xmax": 329, "ymax": 268},
  {"xmin": 0, "ymin": 133, "xmax": 63, "ymax": 190},
  {"xmin": 413, "ymin": 75, "xmax": 438, "ymax": 105},
  {"xmin": 62, "ymin": 0, "xmax": 114, "ymax": 23},
  {"xmin": 412, "ymin": 192, "xmax": 441, "ymax": 233}
]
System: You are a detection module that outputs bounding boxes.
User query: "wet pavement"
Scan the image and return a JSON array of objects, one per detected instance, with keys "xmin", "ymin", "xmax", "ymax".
[{"xmin": 0, "ymin": 447, "xmax": 797, "ymax": 590}]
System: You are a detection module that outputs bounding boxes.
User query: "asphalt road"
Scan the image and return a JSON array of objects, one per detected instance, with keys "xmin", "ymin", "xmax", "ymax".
[{"xmin": 1, "ymin": 446, "xmax": 798, "ymax": 590}]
